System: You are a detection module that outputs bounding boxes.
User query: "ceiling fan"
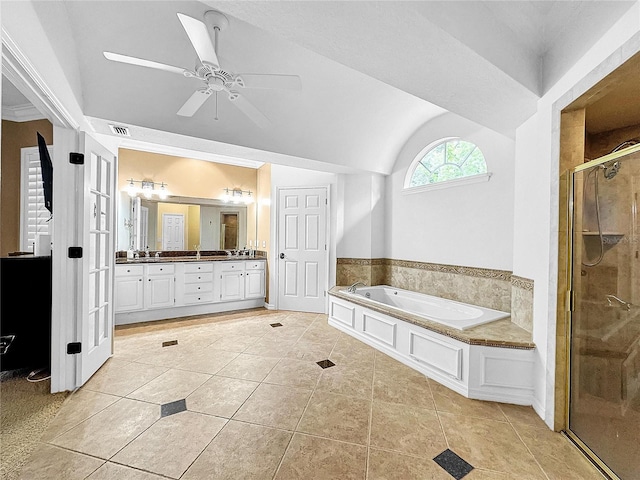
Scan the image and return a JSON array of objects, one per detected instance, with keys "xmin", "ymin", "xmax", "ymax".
[{"xmin": 103, "ymin": 10, "xmax": 301, "ymax": 128}]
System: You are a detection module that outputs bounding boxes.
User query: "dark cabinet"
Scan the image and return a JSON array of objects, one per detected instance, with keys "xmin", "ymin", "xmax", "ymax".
[{"xmin": 0, "ymin": 256, "xmax": 51, "ymax": 372}]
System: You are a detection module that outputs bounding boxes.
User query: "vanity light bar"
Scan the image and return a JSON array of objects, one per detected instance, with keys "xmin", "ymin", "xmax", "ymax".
[
  {"xmin": 126, "ymin": 179, "xmax": 169, "ymax": 200},
  {"xmin": 222, "ymin": 188, "xmax": 253, "ymax": 204}
]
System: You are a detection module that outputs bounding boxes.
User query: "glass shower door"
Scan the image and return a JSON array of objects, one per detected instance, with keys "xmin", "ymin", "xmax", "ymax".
[{"xmin": 568, "ymin": 147, "xmax": 640, "ymax": 479}]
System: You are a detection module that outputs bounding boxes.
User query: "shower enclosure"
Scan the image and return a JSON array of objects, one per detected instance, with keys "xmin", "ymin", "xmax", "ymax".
[{"xmin": 567, "ymin": 144, "xmax": 640, "ymax": 479}]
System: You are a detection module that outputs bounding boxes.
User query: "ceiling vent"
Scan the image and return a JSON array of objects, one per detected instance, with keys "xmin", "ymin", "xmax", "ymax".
[{"xmin": 108, "ymin": 124, "xmax": 131, "ymax": 136}]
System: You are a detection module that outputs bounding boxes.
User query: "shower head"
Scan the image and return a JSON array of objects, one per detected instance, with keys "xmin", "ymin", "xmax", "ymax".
[{"xmin": 603, "ymin": 161, "xmax": 620, "ymax": 180}]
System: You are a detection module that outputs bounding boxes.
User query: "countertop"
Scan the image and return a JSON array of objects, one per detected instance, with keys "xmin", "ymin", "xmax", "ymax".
[
  {"xmin": 116, "ymin": 255, "xmax": 266, "ymax": 264},
  {"xmin": 329, "ymin": 286, "xmax": 535, "ymax": 350}
]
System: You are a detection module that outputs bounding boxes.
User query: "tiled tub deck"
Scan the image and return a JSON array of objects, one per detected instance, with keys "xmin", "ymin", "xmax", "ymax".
[{"xmin": 328, "ymin": 287, "xmax": 537, "ymax": 407}]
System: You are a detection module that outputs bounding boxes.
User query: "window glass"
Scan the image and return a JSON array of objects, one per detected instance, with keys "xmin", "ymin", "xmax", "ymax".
[{"xmin": 408, "ymin": 139, "xmax": 487, "ymax": 188}]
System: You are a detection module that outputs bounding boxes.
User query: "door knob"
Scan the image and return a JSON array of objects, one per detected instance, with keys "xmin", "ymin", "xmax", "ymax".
[{"xmin": 279, "ymin": 253, "xmax": 285, "ymax": 259}]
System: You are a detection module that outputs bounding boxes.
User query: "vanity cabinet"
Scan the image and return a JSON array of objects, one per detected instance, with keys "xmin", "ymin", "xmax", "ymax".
[
  {"xmin": 215, "ymin": 260, "xmax": 266, "ymax": 301},
  {"xmin": 144, "ymin": 264, "xmax": 175, "ymax": 309},
  {"xmin": 115, "ymin": 265, "xmax": 144, "ymax": 312},
  {"xmin": 116, "ymin": 258, "xmax": 266, "ymax": 326},
  {"xmin": 182, "ymin": 262, "xmax": 214, "ymax": 305},
  {"xmin": 218, "ymin": 262, "xmax": 245, "ymax": 301},
  {"xmin": 244, "ymin": 261, "xmax": 266, "ymax": 299}
]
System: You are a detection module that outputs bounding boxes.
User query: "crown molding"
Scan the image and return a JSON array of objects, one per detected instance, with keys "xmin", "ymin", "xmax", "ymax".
[{"xmin": 2, "ymin": 102, "xmax": 46, "ymax": 122}]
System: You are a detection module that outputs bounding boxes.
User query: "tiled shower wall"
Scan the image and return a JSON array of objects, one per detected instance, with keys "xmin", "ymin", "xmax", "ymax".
[{"xmin": 336, "ymin": 258, "xmax": 534, "ymax": 333}]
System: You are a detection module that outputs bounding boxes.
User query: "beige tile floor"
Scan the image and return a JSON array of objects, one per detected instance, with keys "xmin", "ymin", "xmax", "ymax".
[{"xmin": 19, "ymin": 309, "xmax": 606, "ymax": 480}]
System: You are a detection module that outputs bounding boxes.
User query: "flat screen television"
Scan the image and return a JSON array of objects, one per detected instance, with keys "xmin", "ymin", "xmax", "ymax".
[{"xmin": 37, "ymin": 132, "xmax": 53, "ymax": 215}]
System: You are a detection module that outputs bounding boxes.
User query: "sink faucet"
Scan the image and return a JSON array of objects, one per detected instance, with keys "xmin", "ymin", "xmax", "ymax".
[
  {"xmin": 144, "ymin": 246, "xmax": 150, "ymax": 258},
  {"xmin": 606, "ymin": 294, "xmax": 632, "ymax": 311},
  {"xmin": 347, "ymin": 282, "xmax": 367, "ymax": 293}
]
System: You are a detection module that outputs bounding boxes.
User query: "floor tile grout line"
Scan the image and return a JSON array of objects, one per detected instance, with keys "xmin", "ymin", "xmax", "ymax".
[
  {"xmin": 40, "ymin": 388, "xmax": 122, "ymax": 444},
  {"xmin": 269, "ymin": 311, "xmax": 324, "ymax": 480},
  {"xmin": 95, "ymin": 458, "xmax": 176, "ymax": 479},
  {"xmin": 168, "ymin": 417, "xmax": 231, "ymax": 479},
  {"xmin": 365, "ymin": 350, "xmax": 377, "ymax": 480},
  {"xmin": 507, "ymin": 420, "xmax": 552, "ymax": 480}
]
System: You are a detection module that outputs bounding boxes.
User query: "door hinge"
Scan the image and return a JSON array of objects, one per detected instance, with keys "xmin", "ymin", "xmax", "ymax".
[
  {"xmin": 67, "ymin": 342, "xmax": 82, "ymax": 354},
  {"xmin": 69, "ymin": 152, "xmax": 84, "ymax": 165},
  {"xmin": 68, "ymin": 247, "xmax": 83, "ymax": 258},
  {"xmin": 567, "ymin": 290, "xmax": 574, "ymax": 312},
  {"xmin": 325, "ymin": 198, "xmax": 328, "ymax": 205}
]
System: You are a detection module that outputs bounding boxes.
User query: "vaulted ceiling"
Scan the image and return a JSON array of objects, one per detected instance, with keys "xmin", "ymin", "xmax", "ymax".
[{"xmin": 3, "ymin": 1, "xmax": 636, "ymax": 174}]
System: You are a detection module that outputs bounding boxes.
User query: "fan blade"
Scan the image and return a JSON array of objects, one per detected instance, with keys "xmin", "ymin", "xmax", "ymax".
[
  {"xmin": 237, "ymin": 74, "xmax": 301, "ymax": 90},
  {"xmin": 177, "ymin": 13, "xmax": 220, "ymax": 69},
  {"xmin": 177, "ymin": 89, "xmax": 212, "ymax": 117},
  {"xmin": 229, "ymin": 93, "xmax": 271, "ymax": 129},
  {"xmin": 103, "ymin": 52, "xmax": 188, "ymax": 76}
]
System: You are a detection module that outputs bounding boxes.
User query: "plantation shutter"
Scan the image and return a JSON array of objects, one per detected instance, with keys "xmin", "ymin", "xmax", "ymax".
[{"xmin": 20, "ymin": 146, "xmax": 53, "ymax": 252}]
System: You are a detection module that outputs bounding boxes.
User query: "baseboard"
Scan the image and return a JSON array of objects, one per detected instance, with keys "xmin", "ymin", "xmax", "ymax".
[{"xmin": 264, "ymin": 302, "xmax": 276, "ymax": 310}]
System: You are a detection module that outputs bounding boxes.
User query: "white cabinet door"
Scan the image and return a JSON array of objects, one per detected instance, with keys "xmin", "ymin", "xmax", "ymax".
[
  {"xmin": 245, "ymin": 270, "xmax": 265, "ymax": 299},
  {"xmin": 221, "ymin": 271, "xmax": 244, "ymax": 301},
  {"xmin": 114, "ymin": 276, "xmax": 143, "ymax": 312},
  {"xmin": 145, "ymin": 275, "xmax": 175, "ymax": 309}
]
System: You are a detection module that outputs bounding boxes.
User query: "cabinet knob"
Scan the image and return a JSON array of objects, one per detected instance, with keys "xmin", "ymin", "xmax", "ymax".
[
  {"xmin": 160, "ymin": 268, "xmax": 163, "ymax": 271},
  {"xmin": 138, "ymin": 279, "xmax": 142, "ymax": 282}
]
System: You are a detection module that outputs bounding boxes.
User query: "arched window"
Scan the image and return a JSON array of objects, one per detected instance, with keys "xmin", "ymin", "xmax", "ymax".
[{"xmin": 404, "ymin": 138, "xmax": 490, "ymax": 191}]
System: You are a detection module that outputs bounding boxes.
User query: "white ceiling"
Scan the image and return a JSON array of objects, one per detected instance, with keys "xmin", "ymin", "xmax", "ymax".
[
  {"xmin": 2, "ymin": 76, "xmax": 30, "ymax": 107},
  {"xmin": 6, "ymin": 1, "xmax": 635, "ymax": 175}
]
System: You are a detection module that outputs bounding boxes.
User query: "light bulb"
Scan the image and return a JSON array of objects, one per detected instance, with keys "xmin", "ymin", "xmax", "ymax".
[
  {"xmin": 127, "ymin": 179, "xmax": 137, "ymax": 197},
  {"xmin": 158, "ymin": 183, "xmax": 168, "ymax": 200}
]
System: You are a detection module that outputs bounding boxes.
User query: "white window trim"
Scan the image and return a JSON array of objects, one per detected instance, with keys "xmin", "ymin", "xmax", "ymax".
[
  {"xmin": 403, "ymin": 136, "xmax": 491, "ymax": 192},
  {"xmin": 402, "ymin": 172, "xmax": 492, "ymax": 195}
]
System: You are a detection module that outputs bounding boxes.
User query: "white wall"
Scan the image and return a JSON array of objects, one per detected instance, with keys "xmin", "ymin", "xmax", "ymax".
[
  {"xmin": 269, "ymin": 164, "xmax": 339, "ymax": 308},
  {"xmin": 336, "ymin": 173, "xmax": 386, "ymax": 259},
  {"xmin": 512, "ymin": 4, "xmax": 640, "ymax": 427},
  {"xmin": 385, "ymin": 113, "xmax": 515, "ymax": 270}
]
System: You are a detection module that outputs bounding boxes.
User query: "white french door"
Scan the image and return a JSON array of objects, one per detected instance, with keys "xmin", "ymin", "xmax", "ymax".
[
  {"xmin": 277, "ymin": 187, "xmax": 328, "ymax": 313},
  {"xmin": 77, "ymin": 133, "xmax": 116, "ymax": 385}
]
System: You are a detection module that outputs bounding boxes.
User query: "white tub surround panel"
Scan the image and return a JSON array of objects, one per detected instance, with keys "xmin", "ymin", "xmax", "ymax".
[{"xmin": 328, "ymin": 292, "xmax": 535, "ymax": 405}]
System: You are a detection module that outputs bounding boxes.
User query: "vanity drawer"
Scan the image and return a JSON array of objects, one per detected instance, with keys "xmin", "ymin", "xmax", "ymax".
[
  {"xmin": 116, "ymin": 265, "xmax": 144, "ymax": 276},
  {"xmin": 220, "ymin": 262, "xmax": 244, "ymax": 272},
  {"xmin": 184, "ymin": 283, "xmax": 213, "ymax": 294},
  {"xmin": 183, "ymin": 292, "xmax": 214, "ymax": 304},
  {"xmin": 185, "ymin": 263, "xmax": 214, "ymax": 274},
  {"xmin": 184, "ymin": 272, "xmax": 213, "ymax": 284},
  {"xmin": 245, "ymin": 261, "xmax": 265, "ymax": 270},
  {"xmin": 147, "ymin": 264, "xmax": 174, "ymax": 275}
]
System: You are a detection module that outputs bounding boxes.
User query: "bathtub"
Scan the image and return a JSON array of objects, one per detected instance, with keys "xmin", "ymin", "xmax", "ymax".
[{"xmin": 341, "ymin": 285, "xmax": 509, "ymax": 330}]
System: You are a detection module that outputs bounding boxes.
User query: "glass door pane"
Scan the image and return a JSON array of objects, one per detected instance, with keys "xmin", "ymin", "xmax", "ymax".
[{"xmin": 569, "ymin": 150, "xmax": 640, "ymax": 479}]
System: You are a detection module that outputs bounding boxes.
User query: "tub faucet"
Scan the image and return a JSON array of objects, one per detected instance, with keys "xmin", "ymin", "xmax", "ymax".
[
  {"xmin": 347, "ymin": 282, "xmax": 367, "ymax": 293},
  {"xmin": 606, "ymin": 294, "xmax": 632, "ymax": 311}
]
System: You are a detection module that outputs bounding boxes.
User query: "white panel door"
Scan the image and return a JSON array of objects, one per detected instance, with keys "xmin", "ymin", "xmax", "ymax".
[
  {"xmin": 77, "ymin": 133, "xmax": 116, "ymax": 386},
  {"xmin": 162, "ymin": 213, "xmax": 184, "ymax": 250},
  {"xmin": 277, "ymin": 187, "xmax": 327, "ymax": 313}
]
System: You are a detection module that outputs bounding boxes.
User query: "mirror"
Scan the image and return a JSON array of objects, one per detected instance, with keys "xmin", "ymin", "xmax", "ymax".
[{"xmin": 118, "ymin": 194, "xmax": 249, "ymax": 252}]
